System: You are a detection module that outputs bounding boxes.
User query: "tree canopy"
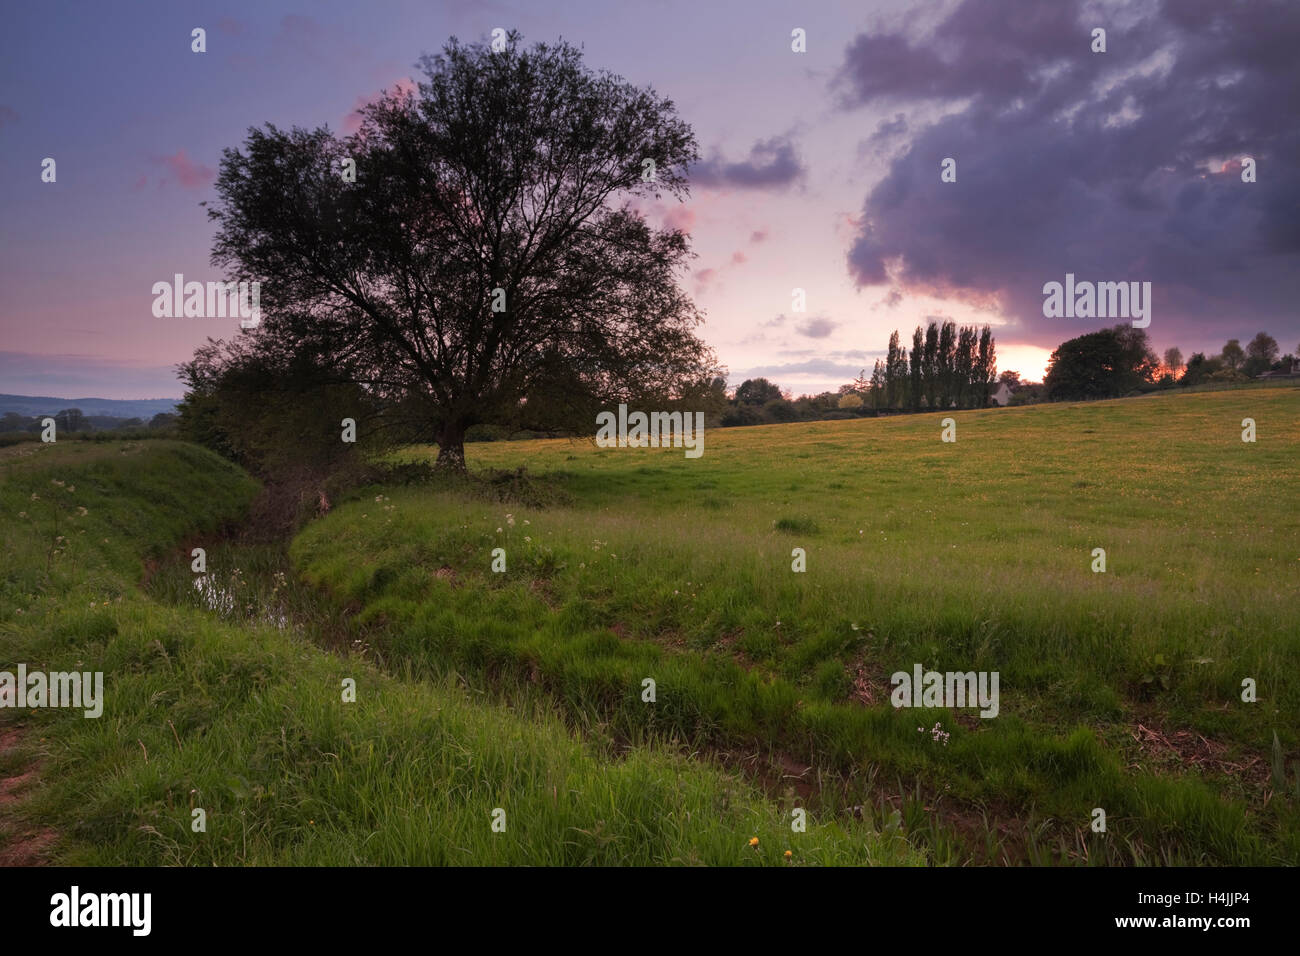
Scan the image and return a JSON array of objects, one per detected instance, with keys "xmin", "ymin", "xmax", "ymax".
[
  {"xmin": 1244, "ymin": 332, "xmax": 1279, "ymax": 376},
  {"xmin": 199, "ymin": 32, "xmax": 719, "ymax": 470},
  {"xmin": 734, "ymin": 378, "xmax": 783, "ymax": 405},
  {"xmin": 1043, "ymin": 324, "xmax": 1158, "ymax": 401}
]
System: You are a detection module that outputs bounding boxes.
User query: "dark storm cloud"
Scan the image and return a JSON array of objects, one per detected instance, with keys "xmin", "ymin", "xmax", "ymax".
[
  {"xmin": 871, "ymin": 113, "xmax": 908, "ymax": 141},
  {"xmin": 835, "ymin": 2, "xmax": 1086, "ymax": 106},
  {"xmin": 691, "ymin": 136, "xmax": 804, "ymax": 189},
  {"xmin": 835, "ymin": 0, "xmax": 1300, "ymax": 349}
]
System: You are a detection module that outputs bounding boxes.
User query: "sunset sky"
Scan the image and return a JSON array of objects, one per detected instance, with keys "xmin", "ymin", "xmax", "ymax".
[{"xmin": 2, "ymin": 0, "xmax": 1297, "ymax": 399}]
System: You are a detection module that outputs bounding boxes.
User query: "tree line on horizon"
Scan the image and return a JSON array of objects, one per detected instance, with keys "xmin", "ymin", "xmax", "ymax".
[
  {"xmin": 859, "ymin": 321, "xmax": 997, "ymax": 411},
  {"xmin": 164, "ymin": 29, "xmax": 1298, "ymax": 470},
  {"xmin": 716, "ymin": 321, "xmax": 996, "ymax": 428},
  {"xmin": 0, "ymin": 409, "xmax": 178, "ymax": 445},
  {"xmin": 1042, "ymin": 327, "xmax": 1296, "ymax": 402},
  {"xmin": 717, "ymin": 325, "xmax": 1297, "ymax": 428}
]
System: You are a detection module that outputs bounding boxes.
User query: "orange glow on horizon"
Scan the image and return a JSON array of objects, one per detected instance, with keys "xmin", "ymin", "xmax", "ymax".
[{"xmin": 995, "ymin": 343, "xmax": 1054, "ymax": 383}]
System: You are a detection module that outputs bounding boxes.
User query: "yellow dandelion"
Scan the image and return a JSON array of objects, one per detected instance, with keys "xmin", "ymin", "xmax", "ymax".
[
  {"xmin": 748, "ymin": 836, "xmax": 759, "ymax": 847},
  {"xmin": 784, "ymin": 850, "xmax": 792, "ymax": 859}
]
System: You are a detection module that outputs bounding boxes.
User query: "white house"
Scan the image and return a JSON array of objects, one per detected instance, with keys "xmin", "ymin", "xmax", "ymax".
[{"xmin": 988, "ymin": 381, "xmax": 1014, "ymax": 406}]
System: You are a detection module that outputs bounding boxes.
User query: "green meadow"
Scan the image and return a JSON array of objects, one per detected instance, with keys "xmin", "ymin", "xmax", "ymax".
[
  {"xmin": 292, "ymin": 385, "xmax": 1300, "ymax": 863},
  {"xmin": 2, "ymin": 385, "xmax": 1297, "ymax": 864},
  {"xmin": 0, "ymin": 442, "xmax": 917, "ymax": 865}
]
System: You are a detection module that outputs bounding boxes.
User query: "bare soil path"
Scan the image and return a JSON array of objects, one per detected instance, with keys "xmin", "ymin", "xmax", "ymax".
[{"xmin": 0, "ymin": 726, "xmax": 54, "ymax": 866}]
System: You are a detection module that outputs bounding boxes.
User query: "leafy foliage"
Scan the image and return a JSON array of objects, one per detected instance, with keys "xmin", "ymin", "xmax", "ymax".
[
  {"xmin": 1044, "ymin": 324, "xmax": 1158, "ymax": 400},
  {"xmin": 200, "ymin": 33, "xmax": 719, "ymax": 471}
]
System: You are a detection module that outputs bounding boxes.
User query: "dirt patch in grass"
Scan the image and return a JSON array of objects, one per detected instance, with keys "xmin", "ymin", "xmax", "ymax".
[
  {"xmin": 848, "ymin": 653, "xmax": 897, "ymax": 708},
  {"xmin": 710, "ymin": 628, "xmax": 753, "ymax": 669},
  {"xmin": 713, "ymin": 747, "xmax": 817, "ymax": 804},
  {"xmin": 528, "ymin": 578, "xmax": 558, "ymax": 608},
  {"xmin": 1127, "ymin": 720, "xmax": 1268, "ymax": 787},
  {"xmin": 851, "ymin": 660, "xmax": 888, "ymax": 707},
  {"xmin": 0, "ymin": 726, "xmax": 55, "ymax": 866}
]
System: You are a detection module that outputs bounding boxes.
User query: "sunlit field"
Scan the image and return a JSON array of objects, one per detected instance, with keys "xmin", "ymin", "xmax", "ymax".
[
  {"xmin": 4, "ymin": 386, "xmax": 1297, "ymax": 865},
  {"xmin": 0, "ymin": 442, "xmax": 919, "ymax": 866},
  {"xmin": 290, "ymin": 385, "xmax": 1300, "ymax": 863}
]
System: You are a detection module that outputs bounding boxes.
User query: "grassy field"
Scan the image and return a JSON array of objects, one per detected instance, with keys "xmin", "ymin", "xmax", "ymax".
[
  {"xmin": 3, "ymin": 387, "xmax": 1297, "ymax": 865},
  {"xmin": 278, "ymin": 385, "xmax": 1300, "ymax": 864},
  {"xmin": 0, "ymin": 441, "xmax": 917, "ymax": 865}
]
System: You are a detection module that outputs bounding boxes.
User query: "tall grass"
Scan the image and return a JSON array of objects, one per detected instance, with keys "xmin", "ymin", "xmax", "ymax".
[
  {"xmin": 291, "ymin": 386, "xmax": 1300, "ymax": 863},
  {"xmin": 0, "ymin": 442, "xmax": 917, "ymax": 865}
]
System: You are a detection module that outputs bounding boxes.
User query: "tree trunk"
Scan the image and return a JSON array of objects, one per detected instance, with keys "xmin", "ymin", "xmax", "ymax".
[{"xmin": 434, "ymin": 420, "xmax": 468, "ymax": 473}]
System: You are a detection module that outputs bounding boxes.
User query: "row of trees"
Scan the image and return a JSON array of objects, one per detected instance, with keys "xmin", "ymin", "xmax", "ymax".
[
  {"xmin": 1044, "ymin": 327, "xmax": 1297, "ymax": 401},
  {"xmin": 1169, "ymin": 332, "xmax": 1296, "ymax": 387},
  {"xmin": 712, "ymin": 321, "xmax": 997, "ymax": 428},
  {"xmin": 709, "ymin": 321, "xmax": 1288, "ymax": 423},
  {"xmin": 0, "ymin": 409, "xmax": 177, "ymax": 434},
  {"xmin": 719, "ymin": 378, "xmax": 864, "ymax": 427},
  {"xmin": 178, "ymin": 30, "xmax": 1294, "ymax": 458},
  {"xmin": 860, "ymin": 321, "xmax": 997, "ymax": 410}
]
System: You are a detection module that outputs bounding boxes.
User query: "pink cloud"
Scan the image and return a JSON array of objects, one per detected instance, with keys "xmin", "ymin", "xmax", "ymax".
[
  {"xmin": 749, "ymin": 229, "xmax": 768, "ymax": 243},
  {"xmin": 662, "ymin": 204, "xmax": 696, "ymax": 234},
  {"xmin": 731, "ymin": 251, "xmax": 748, "ymax": 265},
  {"xmin": 343, "ymin": 77, "xmax": 417, "ymax": 134},
  {"xmin": 153, "ymin": 149, "xmax": 215, "ymax": 189},
  {"xmin": 1214, "ymin": 157, "xmax": 1249, "ymax": 176},
  {"xmin": 834, "ymin": 212, "xmax": 864, "ymax": 241}
]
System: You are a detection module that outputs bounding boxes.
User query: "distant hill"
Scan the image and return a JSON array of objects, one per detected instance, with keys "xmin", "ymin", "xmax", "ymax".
[{"xmin": 0, "ymin": 394, "xmax": 180, "ymax": 419}]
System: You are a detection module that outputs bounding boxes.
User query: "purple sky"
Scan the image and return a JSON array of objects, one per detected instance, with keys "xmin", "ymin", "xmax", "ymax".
[{"xmin": 2, "ymin": 0, "xmax": 1298, "ymax": 399}]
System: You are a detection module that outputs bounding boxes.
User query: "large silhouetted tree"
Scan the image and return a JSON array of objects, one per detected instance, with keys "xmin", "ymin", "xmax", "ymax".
[
  {"xmin": 203, "ymin": 33, "xmax": 717, "ymax": 471},
  {"xmin": 1244, "ymin": 331, "xmax": 1279, "ymax": 376},
  {"xmin": 922, "ymin": 323, "xmax": 939, "ymax": 408},
  {"xmin": 974, "ymin": 325, "xmax": 996, "ymax": 406},
  {"xmin": 909, "ymin": 326, "xmax": 923, "ymax": 410},
  {"xmin": 936, "ymin": 321, "xmax": 957, "ymax": 409},
  {"xmin": 734, "ymin": 377, "xmax": 783, "ymax": 405},
  {"xmin": 1044, "ymin": 324, "xmax": 1158, "ymax": 400},
  {"xmin": 1220, "ymin": 339, "xmax": 1245, "ymax": 370}
]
